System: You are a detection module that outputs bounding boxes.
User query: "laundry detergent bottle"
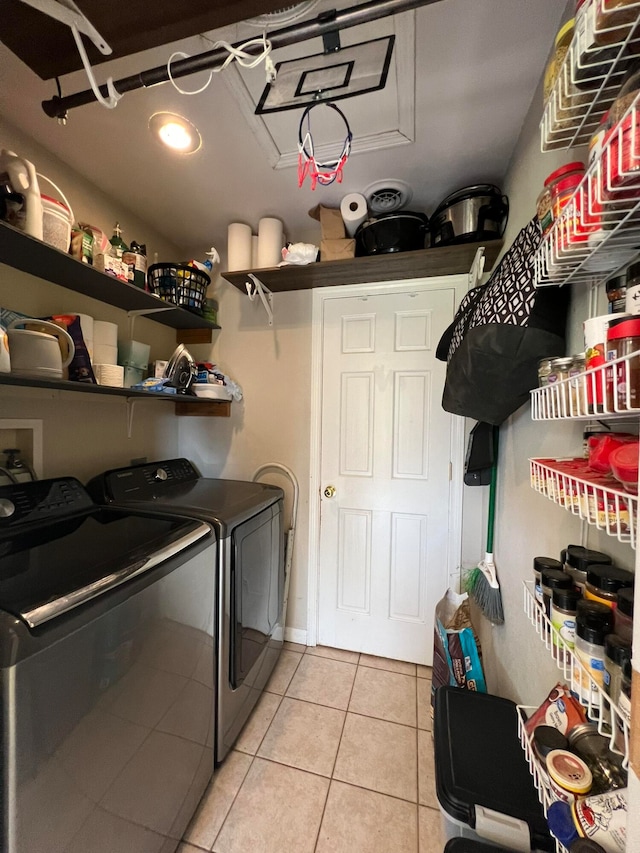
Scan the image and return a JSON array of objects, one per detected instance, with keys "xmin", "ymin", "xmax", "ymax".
[{"xmin": 0, "ymin": 150, "xmax": 43, "ymax": 240}]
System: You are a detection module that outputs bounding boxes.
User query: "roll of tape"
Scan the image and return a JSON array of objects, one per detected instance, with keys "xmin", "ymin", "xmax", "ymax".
[{"xmin": 93, "ymin": 320, "xmax": 118, "ymax": 347}]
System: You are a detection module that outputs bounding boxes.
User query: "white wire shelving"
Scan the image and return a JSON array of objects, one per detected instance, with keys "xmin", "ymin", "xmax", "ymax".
[
  {"xmin": 542, "ymin": 0, "xmax": 640, "ymax": 151},
  {"xmin": 531, "ymin": 349, "xmax": 640, "ymax": 419},
  {"xmin": 519, "ymin": 582, "xmax": 631, "ymax": 852},
  {"xmin": 529, "ymin": 457, "xmax": 638, "ymax": 547}
]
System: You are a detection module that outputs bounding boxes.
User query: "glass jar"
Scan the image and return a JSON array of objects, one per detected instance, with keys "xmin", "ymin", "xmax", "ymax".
[
  {"xmin": 569, "ymin": 353, "xmax": 587, "ymax": 414},
  {"xmin": 614, "ymin": 586, "xmax": 634, "ymax": 642},
  {"xmin": 542, "ymin": 566, "xmax": 574, "ymax": 617},
  {"xmin": 567, "ymin": 722, "xmax": 627, "ymax": 792},
  {"xmin": 604, "ymin": 633, "xmax": 632, "ymax": 705},
  {"xmin": 594, "ymin": 0, "xmax": 639, "ymax": 46},
  {"xmin": 538, "ymin": 357, "xmax": 553, "ymax": 387},
  {"xmin": 606, "ymin": 316, "xmax": 640, "ymax": 409},
  {"xmin": 574, "ymin": 0, "xmax": 623, "ymax": 89},
  {"xmin": 605, "ymin": 66, "xmax": 640, "ymax": 199},
  {"xmin": 561, "ymin": 545, "xmax": 612, "ymax": 591},
  {"xmin": 534, "ymin": 556, "xmax": 563, "ymax": 607},
  {"xmin": 545, "ymin": 162, "xmax": 587, "ymax": 219},
  {"xmin": 544, "ymin": 19, "xmax": 576, "ymax": 103},
  {"xmin": 584, "ymin": 564, "xmax": 635, "ymax": 608},
  {"xmin": 614, "ymin": 655, "xmax": 632, "ymax": 752},
  {"xmin": 625, "ymin": 260, "xmax": 640, "ymax": 315},
  {"xmin": 536, "ymin": 187, "xmax": 554, "ymax": 236},
  {"xmin": 547, "ymin": 357, "xmax": 575, "ymax": 413},
  {"xmin": 607, "ymin": 273, "xmax": 628, "ymax": 314}
]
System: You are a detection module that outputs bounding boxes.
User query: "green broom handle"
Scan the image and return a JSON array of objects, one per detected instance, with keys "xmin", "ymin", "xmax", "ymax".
[{"xmin": 486, "ymin": 426, "xmax": 500, "ymax": 554}]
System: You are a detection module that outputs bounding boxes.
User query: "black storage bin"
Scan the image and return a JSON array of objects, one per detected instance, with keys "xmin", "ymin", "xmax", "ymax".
[
  {"xmin": 434, "ymin": 687, "xmax": 553, "ymax": 852},
  {"xmin": 445, "ymin": 840, "xmax": 521, "ymax": 852}
]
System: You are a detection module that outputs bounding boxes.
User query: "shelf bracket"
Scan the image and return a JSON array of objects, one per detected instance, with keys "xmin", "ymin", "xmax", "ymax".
[
  {"xmin": 17, "ymin": 0, "xmax": 111, "ymax": 53},
  {"xmin": 468, "ymin": 246, "xmax": 486, "ymax": 290},
  {"xmin": 246, "ymin": 274, "xmax": 274, "ymax": 327},
  {"xmin": 126, "ymin": 307, "xmax": 174, "ymax": 339}
]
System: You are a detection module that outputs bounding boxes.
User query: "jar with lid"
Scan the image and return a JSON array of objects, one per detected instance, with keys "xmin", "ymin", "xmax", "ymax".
[
  {"xmin": 561, "ymin": 545, "xmax": 612, "ymax": 591},
  {"xmin": 606, "ymin": 316, "xmax": 640, "ymax": 409},
  {"xmin": 542, "ymin": 566, "xmax": 574, "ymax": 617},
  {"xmin": 574, "ymin": 0, "xmax": 624, "ymax": 89},
  {"xmin": 583, "ymin": 313, "xmax": 628, "ymax": 412},
  {"xmin": 546, "ymin": 749, "xmax": 593, "ymax": 803},
  {"xmin": 604, "ymin": 633, "xmax": 632, "ymax": 704},
  {"xmin": 614, "ymin": 586, "xmax": 634, "ymax": 642},
  {"xmin": 614, "ymin": 655, "xmax": 632, "ymax": 753},
  {"xmin": 584, "ymin": 564, "xmax": 634, "ymax": 608},
  {"xmin": 568, "ymin": 722, "xmax": 627, "ymax": 792},
  {"xmin": 547, "ymin": 357, "xmax": 575, "ymax": 414},
  {"xmin": 594, "ymin": 0, "xmax": 640, "ymax": 46},
  {"xmin": 569, "ymin": 353, "xmax": 587, "ymax": 414},
  {"xmin": 533, "ymin": 724, "xmax": 570, "ymax": 768},
  {"xmin": 545, "ymin": 162, "xmax": 586, "ymax": 219},
  {"xmin": 624, "ymin": 261, "xmax": 640, "ymax": 315},
  {"xmin": 538, "ymin": 357, "xmax": 553, "ymax": 387},
  {"xmin": 544, "ymin": 19, "xmax": 576, "ymax": 103},
  {"xmin": 536, "ymin": 186, "xmax": 554, "ymax": 236},
  {"xmin": 552, "ymin": 587, "xmax": 582, "ymax": 662},
  {"xmin": 572, "ymin": 601, "xmax": 614, "ymax": 706},
  {"xmin": 534, "ymin": 556, "xmax": 563, "ymax": 607},
  {"xmin": 605, "ymin": 65, "xmax": 640, "ymax": 199},
  {"xmin": 607, "ymin": 273, "xmax": 628, "ymax": 314}
]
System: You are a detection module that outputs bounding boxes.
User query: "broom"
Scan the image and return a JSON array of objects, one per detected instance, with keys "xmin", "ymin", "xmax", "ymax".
[{"xmin": 465, "ymin": 426, "xmax": 504, "ymax": 625}]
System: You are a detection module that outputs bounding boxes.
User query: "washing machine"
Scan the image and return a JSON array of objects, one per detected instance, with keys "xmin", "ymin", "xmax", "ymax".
[
  {"xmin": 0, "ymin": 476, "xmax": 216, "ymax": 852},
  {"xmin": 87, "ymin": 458, "xmax": 285, "ymax": 762}
]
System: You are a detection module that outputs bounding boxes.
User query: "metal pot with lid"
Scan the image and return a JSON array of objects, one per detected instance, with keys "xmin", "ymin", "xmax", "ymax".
[
  {"xmin": 354, "ymin": 211, "xmax": 429, "ymax": 256},
  {"xmin": 430, "ymin": 184, "xmax": 509, "ymax": 247}
]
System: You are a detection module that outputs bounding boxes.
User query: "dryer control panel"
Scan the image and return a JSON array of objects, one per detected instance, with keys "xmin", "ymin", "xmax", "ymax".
[{"xmin": 96, "ymin": 458, "xmax": 200, "ymax": 502}]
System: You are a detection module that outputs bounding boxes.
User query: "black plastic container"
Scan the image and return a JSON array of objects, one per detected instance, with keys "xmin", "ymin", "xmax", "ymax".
[
  {"xmin": 444, "ymin": 840, "xmax": 521, "ymax": 852},
  {"xmin": 354, "ymin": 211, "xmax": 429, "ymax": 256},
  {"xmin": 434, "ymin": 686, "xmax": 553, "ymax": 851}
]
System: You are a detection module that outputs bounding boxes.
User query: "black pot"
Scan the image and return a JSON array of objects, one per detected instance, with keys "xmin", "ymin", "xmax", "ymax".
[
  {"xmin": 355, "ymin": 211, "xmax": 429, "ymax": 256},
  {"xmin": 430, "ymin": 184, "xmax": 508, "ymax": 248}
]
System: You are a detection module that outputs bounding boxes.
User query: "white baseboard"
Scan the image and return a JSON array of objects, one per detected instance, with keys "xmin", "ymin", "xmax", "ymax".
[{"xmin": 284, "ymin": 627, "xmax": 308, "ymax": 645}]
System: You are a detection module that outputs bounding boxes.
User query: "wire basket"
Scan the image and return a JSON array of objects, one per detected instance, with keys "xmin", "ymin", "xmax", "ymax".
[{"xmin": 147, "ymin": 263, "xmax": 210, "ymax": 314}]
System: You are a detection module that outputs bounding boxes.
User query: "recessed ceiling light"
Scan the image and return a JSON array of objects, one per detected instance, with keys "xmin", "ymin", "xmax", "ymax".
[{"xmin": 149, "ymin": 112, "xmax": 201, "ymax": 154}]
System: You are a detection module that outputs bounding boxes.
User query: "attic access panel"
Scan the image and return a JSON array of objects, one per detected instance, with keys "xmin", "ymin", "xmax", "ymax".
[
  {"xmin": 255, "ymin": 35, "xmax": 395, "ymax": 113},
  {"xmin": 1, "ymin": 0, "xmax": 292, "ymax": 80}
]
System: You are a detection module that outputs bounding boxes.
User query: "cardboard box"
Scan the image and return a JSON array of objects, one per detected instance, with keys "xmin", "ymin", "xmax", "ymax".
[
  {"xmin": 309, "ymin": 204, "xmax": 345, "ymax": 240},
  {"xmin": 93, "ymin": 253, "xmax": 128, "ymax": 281},
  {"xmin": 320, "ymin": 238, "xmax": 355, "ymax": 261}
]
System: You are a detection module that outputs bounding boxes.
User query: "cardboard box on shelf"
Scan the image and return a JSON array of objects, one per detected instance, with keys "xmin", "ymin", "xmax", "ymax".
[
  {"xmin": 309, "ymin": 204, "xmax": 345, "ymax": 240},
  {"xmin": 320, "ymin": 238, "xmax": 355, "ymax": 261}
]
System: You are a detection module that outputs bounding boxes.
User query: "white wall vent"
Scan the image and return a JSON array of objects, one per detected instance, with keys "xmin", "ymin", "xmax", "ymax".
[{"xmin": 364, "ymin": 179, "xmax": 413, "ymax": 214}]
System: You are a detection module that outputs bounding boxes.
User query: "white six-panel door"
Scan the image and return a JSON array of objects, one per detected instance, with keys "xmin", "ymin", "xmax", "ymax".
[{"xmin": 317, "ymin": 286, "xmax": 456, "ymax": 664}]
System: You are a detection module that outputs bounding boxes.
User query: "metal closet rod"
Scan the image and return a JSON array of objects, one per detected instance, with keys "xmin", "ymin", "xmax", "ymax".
[{"xmin": 42, "ymin": 0, "xmax": 443, "ymax": 118}]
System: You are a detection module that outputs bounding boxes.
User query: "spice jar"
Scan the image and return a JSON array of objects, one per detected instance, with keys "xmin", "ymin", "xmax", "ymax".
[
  {"xmin": 536, "ymin": 186, "xmax": 554, "ymax": 236},
  {"xmin": 614, "ymin": 655, "xmax": 632, "ymax": 752},
  {"xmin": 569, "ymin": 353, "xmax": 587, "ymax": 414},
  {"xmin": 607, "ymin": 273, "xmax": 628, "ymax": 314},
  {"xmin": 545, "ymin": 19, "xmax": 576, "ymax": 103},
  {"xmin": 573, "ymin": 601, "xmax": 613, "ymax": 706},
  {"xmin": 561, "ymin": 545, "xmax": 612, "ymax": 591},
  {"xmin": 547, "ymin": 357, "xmax": 575, "ymax": 413},
  {"xmin": 606, "ymin": 315, "xmax": 640, "ymax": 409},
  {"xmin": 533, "ymin": 724, "xmax": 570, "ymax": 768},
  {"xmin": 624, "ymin": 261, "xmax": 640, "ymax": 315},
  {"xmin": 604, "ymin": 633, "xmax": 632, "ymax": 705},
  {"xmin": 545, "ymin": 162, "xmax": 586, "ymax": 220},
  {"xmin": 534, "ymin": 556, "xmax": 564, "ymax": 607},
  {"xmin": 583, "ymin": 313, "xmax": 628, "ymax": 412},
  {"xmin": 614, "ymin": 587, "xmax": 634, "ymax": 642},
  {"xmin": 542, "ymin": 566, "xmax": 574, "ymax": 617},
  {"xmin": 568, "ymin": 722, "xmax": 627, "ymax": 792},
  {"xmin": 584, "ymin": 564, "xmax": 635, "ymax": 608},
  {"xmin": 538, "ymin": 357, "xmax": 554, "ymax": 387},
  {"xmin": 546, "ymin": 749, "xmax": 593, "ymax": 803},
  {"xmin": 552, "ymin": 587, "xmax": 582, "ymax": 659}
]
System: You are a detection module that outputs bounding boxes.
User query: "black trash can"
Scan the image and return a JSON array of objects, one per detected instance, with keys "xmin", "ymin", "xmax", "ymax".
[
  {"xmin": 445, "ymin": 840, "xmax": 522, "ymax": 852},
  {"xmin": 434, "ymin": 686, "xmax": 554, "ymax": 852}
]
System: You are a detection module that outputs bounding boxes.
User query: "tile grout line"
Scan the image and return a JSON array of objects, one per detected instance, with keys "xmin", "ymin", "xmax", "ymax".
[
  {"xmin": 416, "ymin": 670, "xmax": 420, "ymax": 851},
  {"xmin": 208, "ymin": 650, "xmax": 307, "ymax": 852},
  {"xmin": 311, "ymin": 651, "xmax": 361, "ymax": 853}
]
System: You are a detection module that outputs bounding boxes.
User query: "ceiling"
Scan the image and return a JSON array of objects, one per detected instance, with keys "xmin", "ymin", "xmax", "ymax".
[{"xmin": 0, "ymin": 0, "xmax": 567, "ymax": 261}]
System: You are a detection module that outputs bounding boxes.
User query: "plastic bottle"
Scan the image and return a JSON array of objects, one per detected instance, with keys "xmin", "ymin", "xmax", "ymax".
[
  {"xmin": 0, "ymin": 149, "xmax": 43, "ymax": 240},
  {"xmin": 109, "ymin": 222, "xmax": 128, "ymax": 259}
]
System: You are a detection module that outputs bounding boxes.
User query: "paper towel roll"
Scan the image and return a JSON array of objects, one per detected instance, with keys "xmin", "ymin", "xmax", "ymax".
[
  {"xmin": 94, "ymin": 363, "xmax": 124, "ymax": 387},
  {"xmin": 257, "ymin": 218, "xmax": 283, "ymax": 268},
  {"xmin": 93, "ymin": 344, "xmax": 118, "ymax": 366},
  {"xmin": 340, "ymin": 193, "xmax": 368, "ymax": 237},
  {"xmin": 93, "ymin": 320, "xmax": 118, "ymax": 347},
  {"xmin": 227, "ymin": 223, "xmax": 252, "ymax": 271},
  {"xmin": 251, "ymin": 235, "xmax": 259, "ymax": 268}
]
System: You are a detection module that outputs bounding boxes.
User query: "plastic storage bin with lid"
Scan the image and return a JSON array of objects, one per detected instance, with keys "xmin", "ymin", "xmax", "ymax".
[
  {"xmin": 434, "ymin": 686, "xmax": 554, "ymax": 852},
  {"xmin": 444, "ymin": 840, "xmax": 522, "ymax": 852}
]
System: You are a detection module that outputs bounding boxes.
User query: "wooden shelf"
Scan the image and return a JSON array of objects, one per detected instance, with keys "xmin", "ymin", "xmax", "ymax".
[
  {"xmin": 0, "ymin": 375, "xmax": 231, "ymax": 417},
  {"xmin": 0, "ymin": 222, "xmax": 221, "ymax": 332},
  {"xmin": 222, "ymin": 240, "xmax": 503, "ymax": 293}
]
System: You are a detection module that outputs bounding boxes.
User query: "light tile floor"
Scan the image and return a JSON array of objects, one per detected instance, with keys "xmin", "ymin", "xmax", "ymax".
[{"xmin": 181, "ymin": 644, "xmax": 443, "ymax": 853}]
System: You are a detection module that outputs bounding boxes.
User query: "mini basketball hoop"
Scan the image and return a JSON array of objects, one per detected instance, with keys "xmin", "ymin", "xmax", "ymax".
[{"xmin": 297, "ymin": 101, "xmax": 353, "ymax": 190}]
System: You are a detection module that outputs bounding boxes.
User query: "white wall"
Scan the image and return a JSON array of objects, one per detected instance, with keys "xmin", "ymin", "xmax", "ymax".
[{"xmin": 0, "ymin": 116, "xmax": 188, "ymax": 481}]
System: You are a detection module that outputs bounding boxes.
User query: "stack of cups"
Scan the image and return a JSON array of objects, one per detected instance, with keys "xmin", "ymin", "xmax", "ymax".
[{"xmin": 93, "ymin": 321, "xmax": 123, "ymax": 387}]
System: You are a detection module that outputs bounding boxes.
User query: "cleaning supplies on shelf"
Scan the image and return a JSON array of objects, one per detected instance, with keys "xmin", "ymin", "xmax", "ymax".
[{"xmin": 0, "ymin": 150, "xmax": 43, "ymax": 240}]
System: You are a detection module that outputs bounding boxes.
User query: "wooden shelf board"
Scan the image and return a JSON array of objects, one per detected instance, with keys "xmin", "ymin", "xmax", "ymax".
[
  {"xmin": 0, "ymin": 374, "xmax": 230, "ymax": 416},
  {"xmin": 222, "ymin": 241, "xmax": 503, "ymax": 293},
  {"xmin": 0, "ymin": 222, "xmax": 221, "ymax": 332}
]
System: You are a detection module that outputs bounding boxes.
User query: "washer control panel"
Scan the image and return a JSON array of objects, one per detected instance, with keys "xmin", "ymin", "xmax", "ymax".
[{"xmin": 0, "ymin": 478, "xmax": 92, "ymax": 529}]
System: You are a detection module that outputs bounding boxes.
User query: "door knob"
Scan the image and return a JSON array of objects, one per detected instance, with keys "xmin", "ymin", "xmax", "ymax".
[{"xmin": 323, "ymin": 485, "xmax": 336, "ymax": 498}]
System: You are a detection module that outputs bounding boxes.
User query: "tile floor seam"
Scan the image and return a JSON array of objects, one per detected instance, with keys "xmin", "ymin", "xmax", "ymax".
[
  {"xmin": 208, "ymin": 751, "xmax": 258, "ymax": 852},
  {"xmin": 312, "ymin": 650, "xmax": 361, "ymax": 852},
  {"xmin": 322, "ymin": 776, "xmax": 422, "ymax": 808},
  {"xmin": 358, "ymin": 661, "xmax": 416, "ymax": 676}
]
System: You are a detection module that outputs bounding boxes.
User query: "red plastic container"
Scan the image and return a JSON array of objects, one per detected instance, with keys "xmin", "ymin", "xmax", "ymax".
[
  {"xmin": 609, "ymin": 441, "xmax": 640, "ymax": 493},
  {"xmin": 588, "ymin": 433, "xmax": 636, "ymax": 473}
]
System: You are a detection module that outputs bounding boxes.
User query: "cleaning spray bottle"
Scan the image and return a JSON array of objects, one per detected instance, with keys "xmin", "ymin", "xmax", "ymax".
[{"xmin": 0, "ymin": 150, "xmax": 43, "ymax": 239}]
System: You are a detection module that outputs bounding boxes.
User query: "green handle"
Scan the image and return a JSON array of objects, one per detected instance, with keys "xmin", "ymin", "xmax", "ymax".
[{"xmin": 486, "ymin": 426, "xmax": 500, "ymax": 554}]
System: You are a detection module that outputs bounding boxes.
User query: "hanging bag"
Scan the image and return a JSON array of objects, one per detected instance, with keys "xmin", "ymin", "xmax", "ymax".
[{"xmin": 436, "ymin": 218, "xmax": 569, "ymax": 425}]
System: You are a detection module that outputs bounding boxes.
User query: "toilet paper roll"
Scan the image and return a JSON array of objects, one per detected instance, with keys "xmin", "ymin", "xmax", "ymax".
[
  {"xmin": 227, "ymin": 223, "xmax": 252, "ymax": 272},
  {"xmin": 251, "ymin": 235, "xmax": 259, "ymax": 268},
  {"xmin": 94, "ymin": 363, "xmax": 124, "ymax": 387},
  {"xmin": 71, "ymin": 313, "xmax": 93, "ymax": 344},
  {"xmin": 340, "ymin": 192, "xmax": 368, "ymax": 237},
  {"xmin": 257, "ymin": 217, "xmax": 283, "ymax": 268},
  {"xmin": 92, "ymin": 343, "xmax": 118, "ymax": 366},
  {"xmin": 93, "ymin": 320, "xmax": 118, "ymax": 347}
]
